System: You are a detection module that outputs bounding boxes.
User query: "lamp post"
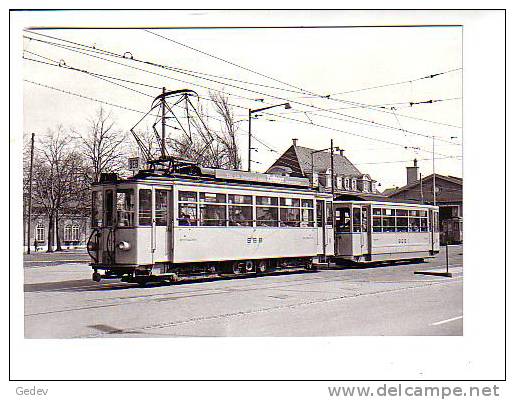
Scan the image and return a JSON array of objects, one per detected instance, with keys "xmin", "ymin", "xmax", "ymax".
[{"xmin": 248, "ymin": 102, "xmax": 291, "ymax": 172}]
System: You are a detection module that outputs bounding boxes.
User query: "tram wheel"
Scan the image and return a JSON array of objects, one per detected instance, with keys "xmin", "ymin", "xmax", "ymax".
[
  {"xmin": 244, "ymin": 260, "xmax": 254, "ymax": 273},
  {"xmin": 256, "ymin": 260, "xmax": 268, "ymax": 274},
  {"xmin": 231, "ymin": 262, "xmax": 242, "ymax": 275}
]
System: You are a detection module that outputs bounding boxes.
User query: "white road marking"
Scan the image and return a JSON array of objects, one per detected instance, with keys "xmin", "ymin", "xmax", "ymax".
[{"xmin": 431, "ymin": 315, "xmax": 463, "ymax": 326}]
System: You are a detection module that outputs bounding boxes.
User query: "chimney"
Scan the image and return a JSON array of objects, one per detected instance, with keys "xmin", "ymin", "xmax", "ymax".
[
  {"xmin": 339, "ymin": 149, "xmax": 344, "ymax": 156},
  {"xmin": 406, "ymin": 158, "xmax": 419, "ymax": 185},
  {"xmin": 292, "ymin": 138, "xmax": 298, "ymax": 147}
]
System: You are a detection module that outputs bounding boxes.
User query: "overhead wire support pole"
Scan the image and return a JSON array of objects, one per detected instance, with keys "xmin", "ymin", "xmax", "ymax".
[
  {"xmin": 248, "ymin": 108, "xmax": 252, "ymax": 172},
  {"xmin": 330, "ymin": 139, "xmax": 335, "ymax": 197},
  {"xmin": 27, "ymin": 132, "xmax": 35, "ymax": 254},
  {"xmin": 433, "ymin": 135, "xmax": 436, "ymax": 206},
  {"xmin": 161, "ymin": 86, "xmax": 166, "ymax": 158}
]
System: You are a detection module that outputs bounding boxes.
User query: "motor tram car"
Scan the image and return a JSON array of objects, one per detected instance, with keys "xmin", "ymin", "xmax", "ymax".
[
  {"xmin": 87, "ymin": 162, "xmax": 334, "ymax": 285},
  {"xmin": 333, "ymin": 200, "xmax": 440, "ymax": 263}
]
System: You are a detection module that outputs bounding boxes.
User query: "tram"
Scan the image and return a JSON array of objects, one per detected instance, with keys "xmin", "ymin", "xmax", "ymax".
[
  {"xmin": 87, "ymin": 161, "xmax": 334, "ymax": 285},
  {"xmin": 333, "ymin": 200, "xmax": 440, "ymax": 263}
]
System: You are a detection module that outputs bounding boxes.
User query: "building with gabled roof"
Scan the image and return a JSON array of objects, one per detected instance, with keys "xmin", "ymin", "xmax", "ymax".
[
  {"xmin": 384, "ymin": 159, "xmax": 463, "ymax": 243},
  {"xmin": 266, "ymin": 139, "xmax": 383, "ymax": 199}
]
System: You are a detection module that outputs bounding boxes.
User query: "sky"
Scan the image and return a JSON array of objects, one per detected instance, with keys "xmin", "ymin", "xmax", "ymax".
[{"xmin": 21, "ymin": 10, "xmax": 463, "ymax": 190}]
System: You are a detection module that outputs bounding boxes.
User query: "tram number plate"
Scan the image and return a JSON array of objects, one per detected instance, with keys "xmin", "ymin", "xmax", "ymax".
[
  {"xmin": 398, "ymin": 239, "xmax": 408, "ymax": 244},
  {"xmin": 247, "ymin": 237, "xmax": 263, "ymax": 244}
]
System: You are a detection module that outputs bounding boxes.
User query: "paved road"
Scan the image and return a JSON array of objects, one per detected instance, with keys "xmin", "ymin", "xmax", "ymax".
[{"xmin": 24, "ymin": 246, "xmax": 463, "ymax": 338}]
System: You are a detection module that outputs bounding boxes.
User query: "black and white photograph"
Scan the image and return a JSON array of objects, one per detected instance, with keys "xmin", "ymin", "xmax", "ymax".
[{"xmin": 8, "ymin": 7, "xmax": 508, "ymax": 396}]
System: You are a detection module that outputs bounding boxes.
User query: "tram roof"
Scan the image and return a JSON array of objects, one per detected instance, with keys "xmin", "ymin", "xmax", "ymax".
[{"xmin": 94, "ymin": 166, "xmax": 330, "ymax": 193}]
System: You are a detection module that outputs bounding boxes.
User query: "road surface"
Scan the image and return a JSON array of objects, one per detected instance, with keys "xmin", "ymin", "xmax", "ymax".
[{"xmin": 24, "ymin": 246, "xmax": 463, "ymax": 338}]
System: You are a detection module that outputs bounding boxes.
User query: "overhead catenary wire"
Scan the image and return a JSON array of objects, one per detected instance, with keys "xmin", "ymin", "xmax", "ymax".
[
  {"xmin": 23, "ymin": 31, "xmax": 462, "ymax": 147},
  {"xmin": 140, "ymin": 30, "xmax": 462, "ymax": 139},
  {"xmin": 24, "ymin": 78, "xmax": 462, "ymax": 175},
  {"xmin": 23, "ymin": 53, "xmax": 457, "ymax": 159}
]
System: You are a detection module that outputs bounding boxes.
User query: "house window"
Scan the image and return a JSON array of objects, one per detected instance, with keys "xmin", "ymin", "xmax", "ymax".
[
  {"xmin": 351, "ymin": 178, "xmax": 357, "ymax": 191},
  {"xmin": 35, "ymin": 223, "xmax": 45, "ymax": 242},
  {"xmin": 336, "ymin": 176, "xmax": 343, "ymax": 189},
  {"xmin": 344, "ymin": 177, "xmax": 350, "ymax": 190},
  {"xmin": 64, "ymin": 224, "xmax": 80, "ymax": 241},
  {"xmin": 363, "ymin": 180, "xmax": 370, "ymax": 192}
]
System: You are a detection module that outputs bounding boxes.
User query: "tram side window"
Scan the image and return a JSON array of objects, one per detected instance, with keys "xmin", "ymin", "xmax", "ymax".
[
  {"xmin": 179, "ymin": 191, "xmax": 197, "ymax": 202},
  {"xmin": 155, "ymin": 190, "xmax": 168, "ymax": 226},
  {"xmin": 229, "ymin": 205, "xmax": 253, "ymax": 226},
  {"xmin": 372, "ymin": 208, "xmax": 381, "ymax": 232},
  {"xmin": 397, "ymin": 217, "xmax": 408, "ymax": 232},
  {"xmin": 200, "ymin": 192, "xmax": 226, "ymax": 203},
  {"xmin": 256, "ymin": 196, "xmax": 278, "ymax": 206},
  {"xmin": 116, "ymin": 189, "xmax": 134, "ymax": 227},
  {"xmin": 178, "ymin": 191, "xmax": 197, "ymax": 226},
  {"xmin": 138, "ymin": 189, "xmax": 152, "ymax": 226},
  {"xmin": 280, "ymin": 198, "xmax": 300, "ymax": 207},
  {"xmin": 335, "ymin": 207, "xmax": 351, "ymax": 233},
  {"xmin": 301, "ymin": 199, "xmax": 314, "ymax": 228},
  {"xmin": 300, "ymin": 207, "xmax": 314, "ymax": 227},
  {"xmin": 383, "ymin": 216, "xmax": 396, "ymax": 232},
  {"xmin": 91, "ymin": 191, "xmax": 103, "ymax": 227},
  {"xmin": 256, "ymin": 207, "xmax": 279, "ymax": 227},
  {"xmin": 280, "ymin": 207, "xmax": 300, "ymax": 227},
  {"xmin": 200, "ymin": 204, "xmax": 226, "ymax": 226},
  {"xmin": 178, "ymin": 204, "xmax": 197, "ymax": 226},
  {"xmin": 228, "ymin": 194, "xmax": 252, "ymax": 205},
  {"xmin": 104, "ymin": 190, "xmax": 114, "ymax": 227},
  {"xmin": 420, "ymin": 217, "xmax": 428, "ymax": 232},
  {"xmin": 352, "ymin": 208, "xmax": 361, "ymax": 232}
]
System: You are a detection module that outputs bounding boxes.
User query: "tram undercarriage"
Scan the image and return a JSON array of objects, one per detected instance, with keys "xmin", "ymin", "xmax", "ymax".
[{"xmin": 91, "ymin": 257, "xmax": 317, "ymax": 286}]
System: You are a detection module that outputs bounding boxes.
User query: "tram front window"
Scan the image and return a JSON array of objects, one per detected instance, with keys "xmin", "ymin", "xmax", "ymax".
[
  {"xmin": 116, "ymin": 189, "xmax": 134, "ymax": 227},
  {"xmin": 104, "ymin": 190, "xmax": 114, "ymax": 227},
  {"xmin": 92, "ymin": 191, "xmax": 103, "ymax": 227}
]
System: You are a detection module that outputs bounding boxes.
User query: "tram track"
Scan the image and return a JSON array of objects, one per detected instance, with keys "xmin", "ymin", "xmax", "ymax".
[
  {"xmin": 25, "ymin": 268, "xmax": 462, "ymax": 319},
  {"xmin": 75, "ymin": 277, "xmax": 463, "ymax": 338}
]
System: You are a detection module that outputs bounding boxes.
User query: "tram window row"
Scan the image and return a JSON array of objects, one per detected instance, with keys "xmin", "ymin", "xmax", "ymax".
[
  {"xmin": 91, "ymin": 188, "xmax": 334, "ymax": 229},
  {"xmin": 177, "ymin": 191, "xmax": 329, "ymax": 228},
  {"xmin": 335, "ymin": 206, "xmax": 439, "ymax": 233}
]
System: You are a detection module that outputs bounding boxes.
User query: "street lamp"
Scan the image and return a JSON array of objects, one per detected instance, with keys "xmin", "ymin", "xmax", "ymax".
[{"xmin": 248, "ymin": 102, "xmax": 291, "ymax": 172}]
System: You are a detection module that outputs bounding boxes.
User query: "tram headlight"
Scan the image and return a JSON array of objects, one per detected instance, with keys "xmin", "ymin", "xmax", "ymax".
[{"xmin": 117, "ymin": 241, "xmax": 131, "ymax": 251}]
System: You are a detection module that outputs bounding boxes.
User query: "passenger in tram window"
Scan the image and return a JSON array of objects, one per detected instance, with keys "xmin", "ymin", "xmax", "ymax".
[{"xmin": 178, "ymin": 212, "xmax": 192, "ymax": 226}]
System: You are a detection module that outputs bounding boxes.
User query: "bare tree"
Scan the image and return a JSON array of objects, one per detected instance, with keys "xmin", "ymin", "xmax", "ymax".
[
  {"xmin": 170, "ymin": 91, "xmax": 241, "ymax": 169},
  {"xmin": 77, "ymin": 107, "xmax": 128, "ymax": 183}
]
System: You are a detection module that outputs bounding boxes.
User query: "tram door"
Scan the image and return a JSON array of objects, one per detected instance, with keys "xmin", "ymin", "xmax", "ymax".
[
  {"xmin": 152, "ymin": 188, "xmax": 172, "ymax": 263},
  {"xmin": 352, "ymin": 206, "xmax": 370, "ymax": 257},
  {"xmin": 316, "ymin": 200, "xmax": 327, "ymax": 257}
]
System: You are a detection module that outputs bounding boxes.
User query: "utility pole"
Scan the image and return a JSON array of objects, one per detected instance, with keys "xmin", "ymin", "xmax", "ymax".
[
  {"xmin": 420, "ymin": 172, "xmax": 424, "ymax": 204},
  {"xmin": 161, "ymin": 87, "xmax": 166, "ymax": 158},
  {"xmin": 330, "ymin": 139, "xmax": 335, "ymax": 196},
  {"xmin": 248, "ymin": 108, "xmax": 252, "ymax": 172},
  {"xmin": 27, "ymin": 132, "xmax": 35, "ymax": 254},
  {"xmin": 432, "ymin": 135, "xmax": 436, "ymax": 206}
]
